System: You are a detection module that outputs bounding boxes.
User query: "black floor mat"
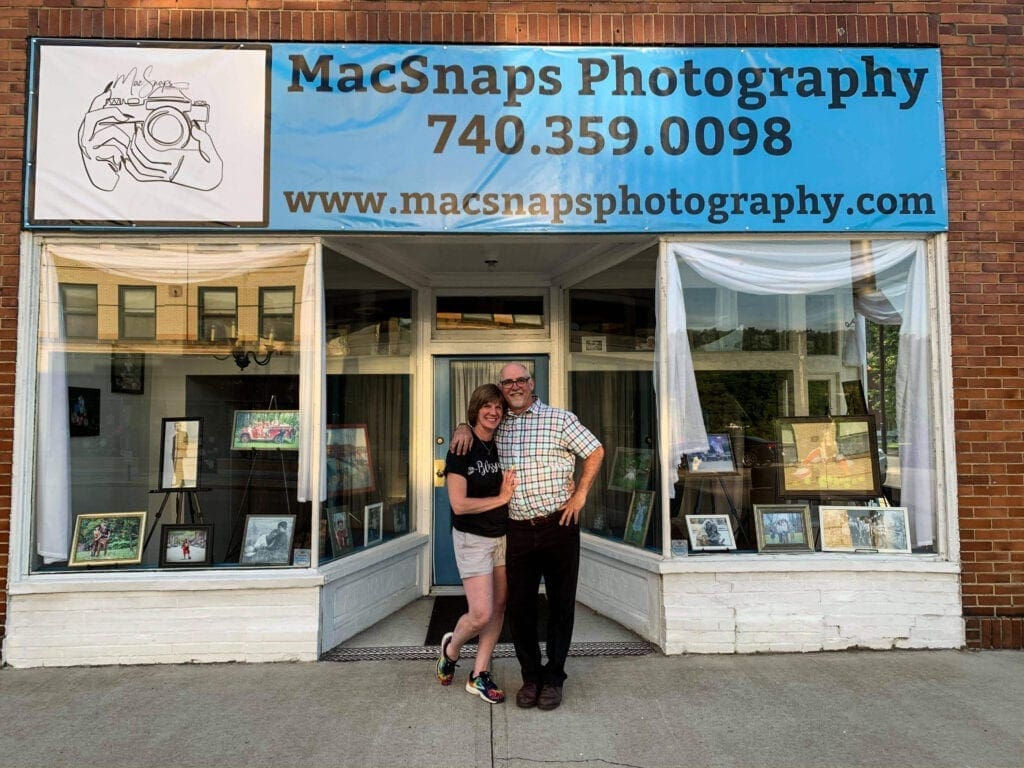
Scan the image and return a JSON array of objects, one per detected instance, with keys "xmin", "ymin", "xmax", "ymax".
[{"xmin": 424, "ymin": 594, "xmax": 548, "ymax": 646}]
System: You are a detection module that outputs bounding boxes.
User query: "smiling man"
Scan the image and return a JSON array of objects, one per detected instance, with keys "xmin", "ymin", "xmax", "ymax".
[{"xmin": 452, "ymin": 362, "xmax": 604, "ymax": 710}]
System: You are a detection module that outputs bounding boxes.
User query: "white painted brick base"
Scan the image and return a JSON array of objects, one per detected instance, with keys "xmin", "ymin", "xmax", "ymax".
[
  {"xmin": 662, "ymin": 562, "xmax": 965, "ymax": 654},
  {"xmin": 3, "ymin": 585, "xmax": 320, "ymax": 667}
]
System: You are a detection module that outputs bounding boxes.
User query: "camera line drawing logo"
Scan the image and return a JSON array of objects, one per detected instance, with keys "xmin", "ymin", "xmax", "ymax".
[{"xmin": 77, "ymin": 65, "xmax": 223, "ymax": 192}]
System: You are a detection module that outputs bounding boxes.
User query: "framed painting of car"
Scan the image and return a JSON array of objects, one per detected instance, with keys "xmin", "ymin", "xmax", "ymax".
[{"xmin": 231, "ymin": 410, "xmax": 300, "ymax": 451}]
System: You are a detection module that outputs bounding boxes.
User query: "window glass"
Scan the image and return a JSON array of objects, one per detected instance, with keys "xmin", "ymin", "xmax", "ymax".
[
  {"xmin": 672, "ymin": 240, "xmax": 934, "ymax": 554},
  {"xmin": 321, "ymin": 248, "xmax": 413, "ymax": 560},
  {"xmin": 34, "ymin": 244, "xmax": 311, "ymax": 573},
  {"xmin": 119, "ymin": 285, "xmax": 156, "ymax": 339},
  {"xmin": 568, "ymin": 249, "xmax": 660, "ymax": 551},
  {"xmin": 199, "ymin": 287, "xmax": 237, "ymax": 343},
  {"xmin": 260, "ymin": 287, "xmax": 295, "ymax": 342},
  {"xmin": 59, "ymin": 283, "xmax": 98, "ymax": 339},
  {"xmin": 435, "ymin": 295, "xmax": 544, "ymax": 331}
]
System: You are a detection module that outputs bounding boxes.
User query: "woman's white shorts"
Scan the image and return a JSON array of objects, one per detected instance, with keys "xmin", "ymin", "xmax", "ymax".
[{"xmin": 452, "ymin": 529, "xmax": 506, "ymax": 579}]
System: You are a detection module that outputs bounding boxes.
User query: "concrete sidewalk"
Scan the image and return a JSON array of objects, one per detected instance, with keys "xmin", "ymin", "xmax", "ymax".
[{"xmin": 1, "ymin": 650, "xmax": 1022, "ymax": 768}]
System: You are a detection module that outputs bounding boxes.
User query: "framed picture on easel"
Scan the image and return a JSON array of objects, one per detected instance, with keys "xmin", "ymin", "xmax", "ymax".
[
  {"xmin": 158, "ymin": 417, "xmax": 202, "ymax": 491},
  {"xmin": 231, "ymin": 410, "xmax": 300, "ymax": 451}
]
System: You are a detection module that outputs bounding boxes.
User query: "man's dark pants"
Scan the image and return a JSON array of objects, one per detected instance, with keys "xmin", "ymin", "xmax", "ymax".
[{"xmin": 506, "ymin": 514, "xmax": 580, "ymax": 687}]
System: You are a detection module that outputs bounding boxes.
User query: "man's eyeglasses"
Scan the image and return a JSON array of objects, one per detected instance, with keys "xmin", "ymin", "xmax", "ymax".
[{"xmin": 500, "ymin": 376, "xmax": 531, "ymax": 388}]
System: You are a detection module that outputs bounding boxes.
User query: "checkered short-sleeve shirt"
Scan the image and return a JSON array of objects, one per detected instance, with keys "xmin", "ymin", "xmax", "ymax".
[{"xmin": 495, "ymin": 398, "xmax": 602, "ymax": 521}]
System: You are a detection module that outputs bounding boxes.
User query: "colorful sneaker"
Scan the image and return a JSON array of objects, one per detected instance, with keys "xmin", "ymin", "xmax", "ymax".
[
  {"xmin": 435, "ymin": 631, "xmax": 458, "ymax": 685},
  {"xmin": 466, "ymin": 671, "xmax": 505, "ymax": 704}
]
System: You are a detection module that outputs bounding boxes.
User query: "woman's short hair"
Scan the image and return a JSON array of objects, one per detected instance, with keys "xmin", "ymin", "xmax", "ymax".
[{"xmin": 467, "ymin": 383, "xmax": 504, "ymax": 426}]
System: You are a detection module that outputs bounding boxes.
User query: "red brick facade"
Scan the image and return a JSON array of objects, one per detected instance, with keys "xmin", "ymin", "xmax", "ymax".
[{"xmin": 0, "ymin": 2, "xmax": 1020, "ymax": 649}]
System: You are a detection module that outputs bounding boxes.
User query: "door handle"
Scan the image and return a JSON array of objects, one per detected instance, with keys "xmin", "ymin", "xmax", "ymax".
[{"xmin": 434, "ymin": 459, "xmax": 446, "ymax": 487}]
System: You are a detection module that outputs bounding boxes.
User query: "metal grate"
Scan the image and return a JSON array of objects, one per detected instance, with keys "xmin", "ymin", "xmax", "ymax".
[{"xmin": 321, "ymin": 640, "xmax": 655, "ymax": 663}]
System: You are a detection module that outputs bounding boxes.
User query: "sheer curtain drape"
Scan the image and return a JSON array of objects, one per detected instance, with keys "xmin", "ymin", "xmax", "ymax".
[
  {"xmin": 36, "ymin": 242, "xmax": 322, "ymax": 563},
  {"xmin": 656, "ymin": 239, "xmax": 935, "ymax": 546}
]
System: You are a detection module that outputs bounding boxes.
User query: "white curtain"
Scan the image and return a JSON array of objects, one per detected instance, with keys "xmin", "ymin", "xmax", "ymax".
[
  {"xmin": 36, "ymin": 242, "xmax": 322, "ymax": 563},
  {"xmin": 656, "ymin": 239, "xmax": 935, "ymax": 546}
]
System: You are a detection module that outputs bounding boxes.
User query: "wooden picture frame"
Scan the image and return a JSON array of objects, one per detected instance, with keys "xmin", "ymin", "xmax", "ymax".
[
  {"xmin": 68, "ymin": 386, "xmax": 100, "ymax": 437},
  {"xmin": 819, "ymin": 505, "xmax": 912, "ymax": 554},
  {"xmin": 753, "ymin": 504, "xmax": 814, "ymax": 553},
  {"xmin": 622, "ymin": 490, "xmax": 655, "ymax": 548},
  {"xmin": 683, "ymin": 433, "xmax": 738, "ymax": 476},
  {"xmin": 326, "ymin": 424, "xmax": 375, "ymax": 494},
  {"xmin": 607, "ymin": 447, "xmax": 654, "ymax": 492},
  {"xmin": 110, "ymin": 352, "xmax": 145, "ymax": 395},
  {"xmin": 326, "ymin": 506, "xmax": 354, "ymax": 556},
  {"xmin": 158, "ymin": 417, "xmax": 202, "ymax": 491},
  {"xmin": 684, "ymin": 514, "xmax": 736, "ymax": 551},
  {"xmin": 364, "ymin": 502, "xmax": 384, "ymax": 547},
  {"xmin": 239, "ymin": 514, "xmax": 296, "ymax": 565},
  {"xmin": 68, "ymin": 511, "xmax": 146, "ymax": 567},
  {"xmin": 581, "ymin": 335, "xmax": 607, "ymax": 352},
  {"xmin": 231, "ymin": 410, "xmax": 300, "ymax": 451},
  {"xmin": 775, "ymin": 416, "xmax": 882, "ymax": 499},
  {"xmin": 159, "ymin": 524, "xmax": 213, "ymax": 567}
]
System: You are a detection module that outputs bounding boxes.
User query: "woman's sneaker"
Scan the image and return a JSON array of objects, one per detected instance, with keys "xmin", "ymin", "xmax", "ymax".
[
  {"xmin": 466, "ymin": 671, "xmax": 505, "ymax": 704},
  {"xmin": 435, "ymin": 631, "xmax": 458, "ymax": 685}
]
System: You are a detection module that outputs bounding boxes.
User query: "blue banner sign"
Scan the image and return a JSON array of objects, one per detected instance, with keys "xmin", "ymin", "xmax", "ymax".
[{"xmin": 270, "ymin": 44, "xmax": 947, "ymax": 233}]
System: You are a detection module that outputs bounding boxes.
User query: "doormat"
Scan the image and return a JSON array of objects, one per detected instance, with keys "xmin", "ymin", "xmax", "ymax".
[
  {"xmin": 320, "ymin": 596, "xmax": 657, "ymax": 662},
  {"xmin": 424, "ymin": 594, "xmax": 547, "ymax": 646}
]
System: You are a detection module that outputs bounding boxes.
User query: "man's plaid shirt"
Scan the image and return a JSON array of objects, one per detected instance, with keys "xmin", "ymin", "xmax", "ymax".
[{"xmin": 495, "ymin": 397, "xmax": 602, "ymax": 521}]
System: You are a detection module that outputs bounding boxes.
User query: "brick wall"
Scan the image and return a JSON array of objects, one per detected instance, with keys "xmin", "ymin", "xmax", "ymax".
[{"xmin": 0, "ymin": 2, "xmax": 1020, "ymax": 649}]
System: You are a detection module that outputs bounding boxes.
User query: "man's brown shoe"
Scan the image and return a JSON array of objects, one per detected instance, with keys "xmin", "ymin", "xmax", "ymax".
[
  {"xmin": 515, "ymin": 682, "xmax": 539, "ymax": 709},
  {"xmin": 537, "ymin": 684, "xmax": 563, "ymax": 710}
]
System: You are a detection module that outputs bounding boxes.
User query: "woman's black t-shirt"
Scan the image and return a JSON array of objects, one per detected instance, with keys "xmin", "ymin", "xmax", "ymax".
[{"xmin": 444, "ymin": 436, "xmax": 508, "ymax": 538}]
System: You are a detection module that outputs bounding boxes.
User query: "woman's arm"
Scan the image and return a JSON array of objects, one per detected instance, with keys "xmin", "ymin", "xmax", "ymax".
[{"xmin": 447, "ymin": 469, "xmax": 517, "ymax": 515}]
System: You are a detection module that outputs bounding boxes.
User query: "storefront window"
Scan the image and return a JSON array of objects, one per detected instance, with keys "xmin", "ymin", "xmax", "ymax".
[
  {"xmin": 568, "ymin": 250, "xmax": 661, "ymax": 551},
  {"xmin": 663, "ymin": 240, "xmax": 937, "ymax": 554},
  {"xmin": 321, "ymin": 249, "xmax": 413, "ymax": 562},
  {"xmin": 33, "ymin": 242, "xmax": 316, "ymax": 572}
]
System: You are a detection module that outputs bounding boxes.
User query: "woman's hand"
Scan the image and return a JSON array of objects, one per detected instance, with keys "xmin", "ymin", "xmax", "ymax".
[{"xmin": 499, "ymin": 468, "xmax": 518, "ymax": 503}]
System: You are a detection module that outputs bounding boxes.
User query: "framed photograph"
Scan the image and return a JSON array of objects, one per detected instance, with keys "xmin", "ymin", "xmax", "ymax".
[
  {"xmin": 842, "ymin": 380, "xmax": 868, "ymax": 416},
  {"xmin": 326, "ymin": 506, "xmax": 354, "ymax": 556},
  {"xmin": 820, "ymin": 506, "xmax": 912, "ymax": 554},
  {"xmin": 158, "ymin": 417, "xmax": 202, "ymax": 491},
  {"xmin": 776, "ymin": 416, "xmax": 882, "ymax": 498},
  {"xmin": 581, "ymin": 335, "xmax": 607, "ymax": 352},
  {"xmin": 391, "ymin": 501, "xmax": 409, "ymax": 534},
  {"xmin": 364, "ymin": 502, "xmax": 384, "ymax": 547},
  {"xmin": 683, "ymin": 433, "xmax": 738, "ymax": 475},
  {"xmin": 607, "ymin": 447, "xmax": 654, "ymax": 492},
  {"xmin": 159, "ymin": 524, "xmax": 212, "ymax": 567},
  {"xmin": 684, "ymin": 514, "xmax": 736, "ymax": 551},
  {"xmin": 326, "ymin": 424, "xmax": 375, "ymax": 494},
  {"xmin": 622, "ymin": 490, "xmax": 656, "ymax": 548},
  {"xmin": 231, "ymin": 410, "xmax": 300, "ymax": 451},
  {"xmin": 68, "ymin": 511, "xmax": 146, "ymax": 567},
  {"xmin": 68, "ymin": 386, "xmax": 100, "ymax": 437},
  {"xmin": 239, "ymin": 514, "xmax": 296, "ymax": 565},
  {"xmin": 110, "ymin": 352, "xmax": 145, "ymax": 394},
  {"xmin": 753, "ymin": 504, "xmax": 814, "ymax": 553}
]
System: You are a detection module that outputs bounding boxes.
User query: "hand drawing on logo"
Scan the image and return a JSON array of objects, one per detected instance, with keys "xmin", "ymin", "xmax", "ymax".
[{"xmin": 78, "ymin": 67, "xmax": 223, "ymax": 192}]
